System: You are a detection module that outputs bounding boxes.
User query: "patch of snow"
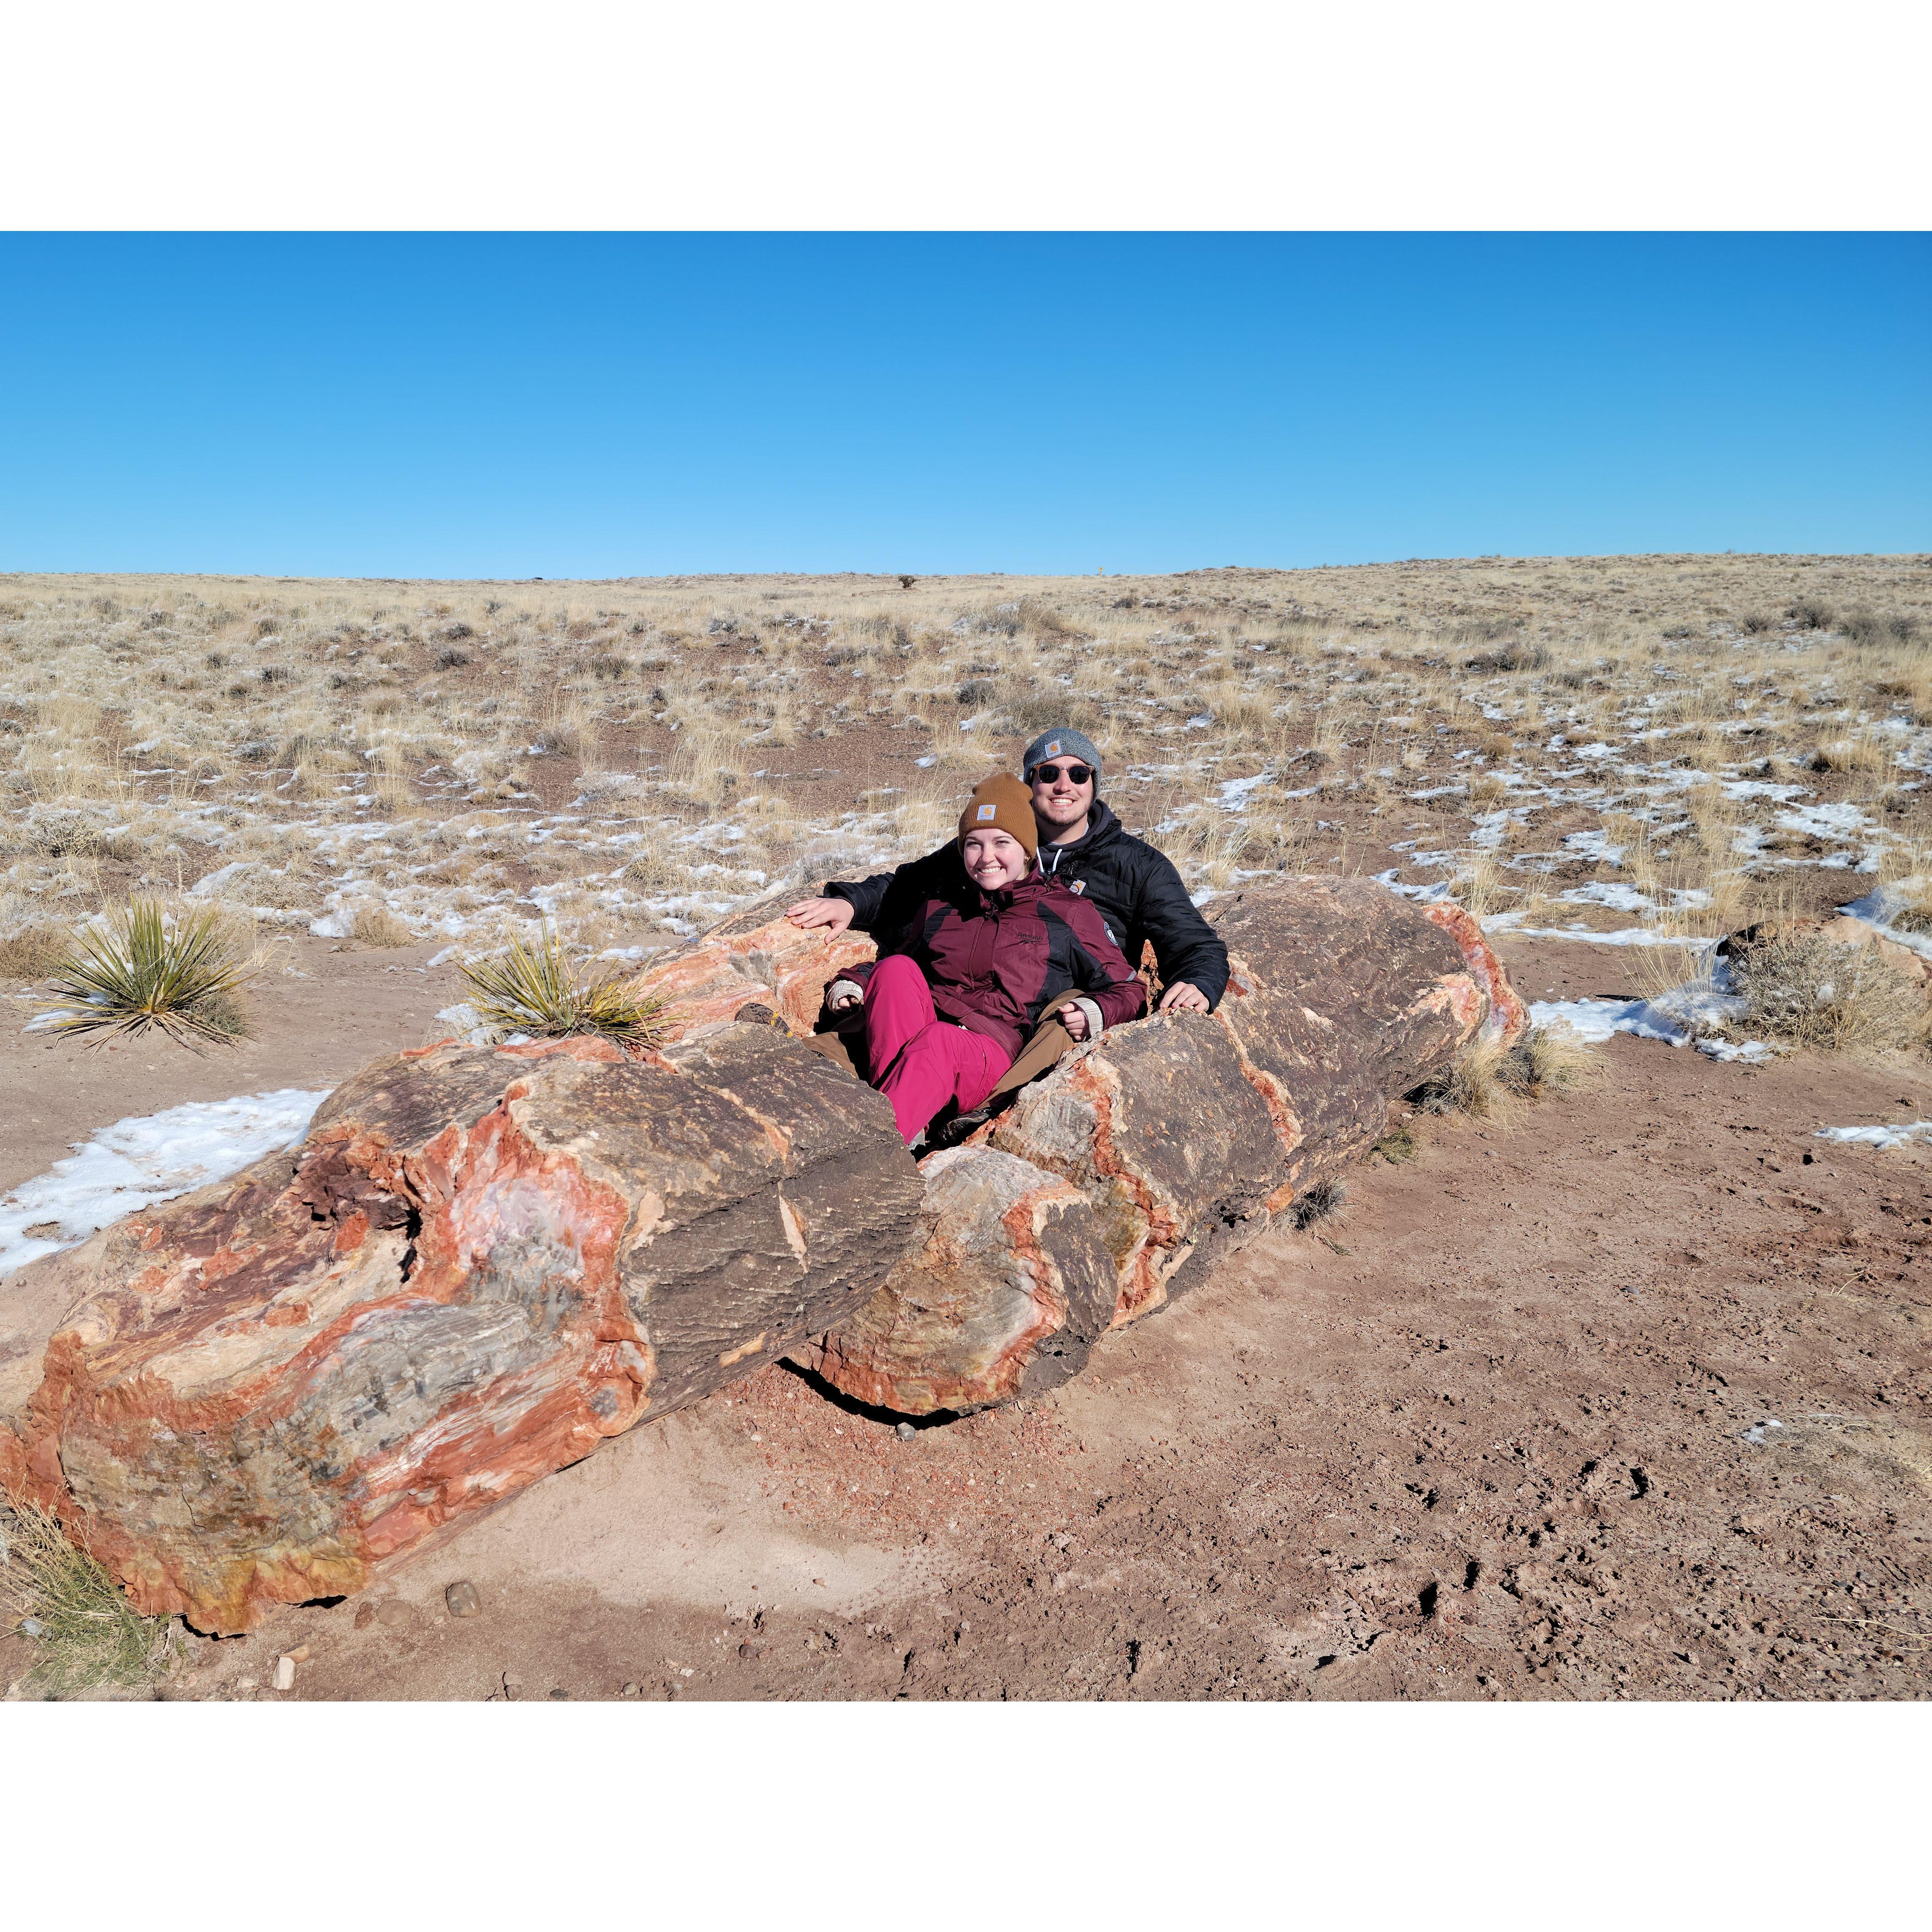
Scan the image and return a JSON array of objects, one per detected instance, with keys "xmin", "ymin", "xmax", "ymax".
[
  {"xmin": 1837, "ymin": 883, "xmax": 1932, "ymax": 961},
  {"xmin": 1814, "ymin": 1121, "xmax": 1932, "ymax": 1152},
  {"xmin": 309, "ymin": 910, "xmax": 354, "ymax": 938},
  {"xmin": 1374, "ymin": 869, "xmax": 1454, "ymax": 904},
  {"xmin": 1777, "ymin": 801, "xmax": 1870, "ymax": 842},
  {"xmin": 1558, "ymin": 882, "xmax": 1654, "ymax": 914},
  {"xmin": 434, "ymin": 1001, "xmax": 492, "ymax": 1044},
  {"xmin": 1721, "ymin": 778, "xmax": 1809, "ymax": 803},
  {"xmin": 1563, "ymin": 829, "xmax": 1626, "ymax": 866},
  {"xmin": 1217, "ymin": 772, "xmax": 1269, "ymax": 809},
  {"xmin": 1531, "ymin": 961, "xmax": 1773, "ymax": 1061},
  {"xmin": 0, "ymin": 1088, "xmax": 329, "ymax": 1281}
]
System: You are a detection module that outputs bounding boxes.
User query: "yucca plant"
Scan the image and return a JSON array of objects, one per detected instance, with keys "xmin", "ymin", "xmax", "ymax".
[
  {"xmin": 43, "ymin": 899, "xmax": 254, "ymax": 1049},
  {"xmin": 459, "ymin": 924, "xmax": 670, "ymax": 1051}
]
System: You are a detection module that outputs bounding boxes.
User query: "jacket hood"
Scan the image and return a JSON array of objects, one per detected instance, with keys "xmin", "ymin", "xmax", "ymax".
[{"xmin": 1037, "ymin": 798, "xmax": 1122, "ymax": 875}]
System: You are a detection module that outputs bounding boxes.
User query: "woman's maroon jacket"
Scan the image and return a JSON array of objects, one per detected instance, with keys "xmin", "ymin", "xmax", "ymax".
[{"xmin": 833, "ymin": 870, "xmax": 1147, "ymax": 1060}]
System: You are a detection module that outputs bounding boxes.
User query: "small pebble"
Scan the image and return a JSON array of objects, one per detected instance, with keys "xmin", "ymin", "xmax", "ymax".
[
  {"xmin": 548, "ymin": 1687, "xmax": 569, "ymax": 1700},
  {"xmin": 20, "ymin": 1617, "xmax": 45, "ymax": 1638},
  {"xmin": 896, "ymin": 1422, "xmax": 916, "ymax": 1440},
  {"xmin": 621, "ymin": 1681, "xmax": 639, "ymax": 1696},
  {"xmin": 445, "ymin": 1580, "xmax": 482, "ymax": 1618},
  {"xmin": 353, "ymin": 1602, "xmax": 376, "ymax": 1631},
  {"xmin": 272, "ymin": 1655, "xmax": 297, "ymax": 1691}
]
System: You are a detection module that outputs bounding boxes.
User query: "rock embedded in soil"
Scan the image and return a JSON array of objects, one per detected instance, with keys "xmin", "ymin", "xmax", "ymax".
[
  {"xmin": 804, "ymin": 876, "xmax": 1525, "ymax": 1411},
  {"xmin": 0, "ymin": 1025, "xmax": 921, "ymax": 1633}
]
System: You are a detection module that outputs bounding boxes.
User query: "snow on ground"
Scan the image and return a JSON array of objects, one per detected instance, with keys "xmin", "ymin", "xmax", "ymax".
[
  {"xmin": 1814, "ymin": 1121, "xmax": 1932, "ymax": 1152},
  {"xmin": 1530, "ymin": 958, "xmax": 1778, "ymax": 1063},
  {"xmin": 0, "ymin": 1088, "xmax": 328, "ymax": 1281},
  {"xmin": 1839, "ymin": 882, "xmax": 1932, "ymax": 961}
]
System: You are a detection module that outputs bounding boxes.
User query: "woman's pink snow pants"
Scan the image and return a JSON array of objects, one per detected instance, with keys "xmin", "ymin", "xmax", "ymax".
[{"xmin": 863, "ymin": 955, "xmax": 1012, "ymax": 1145}]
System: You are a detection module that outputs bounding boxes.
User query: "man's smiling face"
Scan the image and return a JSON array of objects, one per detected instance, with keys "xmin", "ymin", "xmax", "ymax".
[{"xmin": 1028, "ymin": 756, "xmax": 1095, "ymax": 839}]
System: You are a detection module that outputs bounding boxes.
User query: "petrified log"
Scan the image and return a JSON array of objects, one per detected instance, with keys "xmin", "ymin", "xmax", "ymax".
[
  {"xmin": 805, "ymin": 875, "xmax": 1525, "ymax": 1411},
  {"xmin": 796, "ymin": 1147, "xmax": 1117, "ymax": 1416},
  {"xmin": 636, "ymin": 895, "xmax": 875, "ymax": 1039},
  {"xmin": 1, "ymin": 1026, "xmax": 920, "ymax": 1632}
]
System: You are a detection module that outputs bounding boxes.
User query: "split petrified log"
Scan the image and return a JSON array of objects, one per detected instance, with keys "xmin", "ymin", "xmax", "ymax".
[
  {"xmin": 805, "ymin": 875, "xmax": 1524, "ymax": 1412},
  {"xmin": 0, "ymin": 1026, "xmax": 920, "ymax": 1632},
  {"xmin": 796, "ymin": 1146, "xmax": 1117, "ymax": 1416},
  {"xmin": 636, "ymin": 896, "xmax": 876, "ymax": 1039}
]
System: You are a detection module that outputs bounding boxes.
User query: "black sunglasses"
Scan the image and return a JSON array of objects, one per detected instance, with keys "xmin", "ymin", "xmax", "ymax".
[{"xmin": 1031, "ymin": 762, "xmax": 1093, "ymax": 785}]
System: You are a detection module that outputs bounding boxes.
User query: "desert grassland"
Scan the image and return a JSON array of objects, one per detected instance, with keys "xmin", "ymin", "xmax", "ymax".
[{"xmin": 1, "ymin": 555, "xmax": 1929, "ymax": 1009}]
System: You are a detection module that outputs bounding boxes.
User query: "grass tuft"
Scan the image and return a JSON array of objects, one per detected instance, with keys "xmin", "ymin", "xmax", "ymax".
[
  {"xmin": 0, "ymin": 1497, "xmax": 168, "ymax": 1698},
  {"xmin": 459, "ymin": 924, "xmax": 671, "ymax": 1051},
  {"xmin": 42, "ymin": 899, "xmax": 254, "ymax": 1049},
  {"xmin": 351, "ymin": 904, "xmax": 413, "ymax": 947},
  {"xmin": 1727, "ymin": 933, "xmax": 1929, "ymax": 1053},
  {"xmin": 1409, "ymin": 1025, "xmax": 1597, "ymax": 1119},
  {"xmin": 1290, "ymin": 1176, "xmax": 1348, "ymax": 1228}
]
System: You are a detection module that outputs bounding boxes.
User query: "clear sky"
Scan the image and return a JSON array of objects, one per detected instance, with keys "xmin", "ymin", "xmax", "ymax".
[{"xmin": 1, "ymin": 233, "xmax": 1925, "ymax": 577}]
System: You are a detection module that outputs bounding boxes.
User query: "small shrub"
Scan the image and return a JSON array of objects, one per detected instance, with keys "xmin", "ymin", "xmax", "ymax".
[
  {"xmin": 1787, "ymin": 596, "xmax": 1836, "ymax": 631},
  {"xmin": 898, "ymin": 575, "xmax": 916, "ymax": 590},
  {"xmin": 1019, "ymin": 599, "xmax": 1086, "ymax": 640},
  {"xmin": 1369, "ymin": 1125, "xmax": 1418, "ymax": 1164},
  {"xmin": 43, "ymin": 899, "xmax": 255, "ymax": 1049},
  {"xmin": 351, "ymin": 904, "xmax": 413, "ymax": 948},
  {"xmin": 0, "ymin": 920, "xmax": 67, "ymax": 980},
  {"xmin": 1728, "ymin": 934, "xmax": 1929, "ymax": 1052},
  {"xmin": 1739, "ymin": 612, "xmax": 1775, "ymax": 635},
  {"xmin": 0, "ymin": 1497, "xmax": 168, "ymax": 1698},
  {"xmin": 1465, "ymin": 639, "xmax": 1551, "ymax": 673},
  {"xmin": 1842, "ymin": 609, "xmax": 1919, "ymax": 646},
  {"xmin": 432, "ymin": 646, "xmax": 470, "ymax": 670},
  {"xmin": 459, "ymin": 925, "xmax": 671, "ymax": 1051}
]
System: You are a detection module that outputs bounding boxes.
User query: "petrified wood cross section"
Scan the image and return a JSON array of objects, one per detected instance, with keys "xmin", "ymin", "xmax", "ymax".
[{"xmin": 2, "ymin": 1027, "xmax": 920, "ymax": 1632}]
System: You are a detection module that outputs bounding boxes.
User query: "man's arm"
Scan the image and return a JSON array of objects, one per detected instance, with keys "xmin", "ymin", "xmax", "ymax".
[
  {"xmin": 1131, "ymin": 848, "xmax": 1231, "ymax": 1011},
  {"xmin": 787, "ymin": 843, "xmax": 961, "ymax": 935}
]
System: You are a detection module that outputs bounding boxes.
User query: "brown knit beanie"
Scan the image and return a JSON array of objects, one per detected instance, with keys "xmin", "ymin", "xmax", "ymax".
[{"xmin": 958, "ymin": 773, "xmax": 1038, "ymax": 861}]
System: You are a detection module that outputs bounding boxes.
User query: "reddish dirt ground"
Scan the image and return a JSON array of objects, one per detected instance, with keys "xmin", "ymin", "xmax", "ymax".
[{"xmin": 8, "ymin": 934, "xmax": 1926, "ymax": 1704}]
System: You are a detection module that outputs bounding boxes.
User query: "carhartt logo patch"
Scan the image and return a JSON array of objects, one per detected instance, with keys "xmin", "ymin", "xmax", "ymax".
[
  {"xmin": 975, "ymin": 803, "xmax": 996, "ymax": 821},
  {"xmin": 1068, "ymin": 879, "xmax": 1086, "ymax": 894},
  {"xmin": 1044, "ymin": 739, "xmax": 1061, "ymax": 757}
]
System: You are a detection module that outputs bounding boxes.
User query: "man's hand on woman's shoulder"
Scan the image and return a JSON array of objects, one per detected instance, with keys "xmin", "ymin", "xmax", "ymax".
[{"xmin": 786, "ymin": 896, "xmax": 856, "ymax": 933}]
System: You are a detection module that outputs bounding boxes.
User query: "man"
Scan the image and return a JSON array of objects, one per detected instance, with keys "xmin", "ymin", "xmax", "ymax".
[{"xmin": 786, "ymin": 725, "xmax": 1229, "ymax": 1013}]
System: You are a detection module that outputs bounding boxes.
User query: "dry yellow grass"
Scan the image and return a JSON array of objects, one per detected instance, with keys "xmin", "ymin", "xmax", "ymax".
[{"xmin": 0, "ymin": 556, "xmax": 1925, "ymax": 986}]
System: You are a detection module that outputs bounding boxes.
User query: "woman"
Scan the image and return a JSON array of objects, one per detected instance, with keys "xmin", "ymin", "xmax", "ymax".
[{"xmin": 825, "ymin": 773, "xmax": 1146, "ymax": 1145}]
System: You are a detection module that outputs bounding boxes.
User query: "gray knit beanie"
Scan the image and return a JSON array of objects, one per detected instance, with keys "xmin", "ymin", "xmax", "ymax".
[{"xmin": 1021, "ymin": 726, "xmax": 1103, "ymax": 785}]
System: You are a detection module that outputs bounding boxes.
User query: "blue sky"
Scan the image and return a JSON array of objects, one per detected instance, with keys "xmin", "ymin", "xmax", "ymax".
[{"xmin": 1, "ymin": 233, "xmax": 1924, "ymax": 577}]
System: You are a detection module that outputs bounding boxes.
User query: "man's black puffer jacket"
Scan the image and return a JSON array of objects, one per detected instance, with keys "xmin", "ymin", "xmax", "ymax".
[{"xmin": 825, "ymin": 799, "xmax": 1230, "ymax": 1010}]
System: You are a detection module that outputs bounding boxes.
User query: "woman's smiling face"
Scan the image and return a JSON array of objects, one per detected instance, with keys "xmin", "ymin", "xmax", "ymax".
[{"xmin": 961, "ymin": 828, "xmax": 1032, "ymax": 890}]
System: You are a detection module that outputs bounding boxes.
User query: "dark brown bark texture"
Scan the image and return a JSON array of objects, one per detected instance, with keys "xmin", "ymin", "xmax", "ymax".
[
  {"xmin": 0, "ymin": 1027, "xmax": 920, "ymax": 1632},
  {"xmin": 805, "ymin": 877, "xmax": 1526, "ymax": 1411}
]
